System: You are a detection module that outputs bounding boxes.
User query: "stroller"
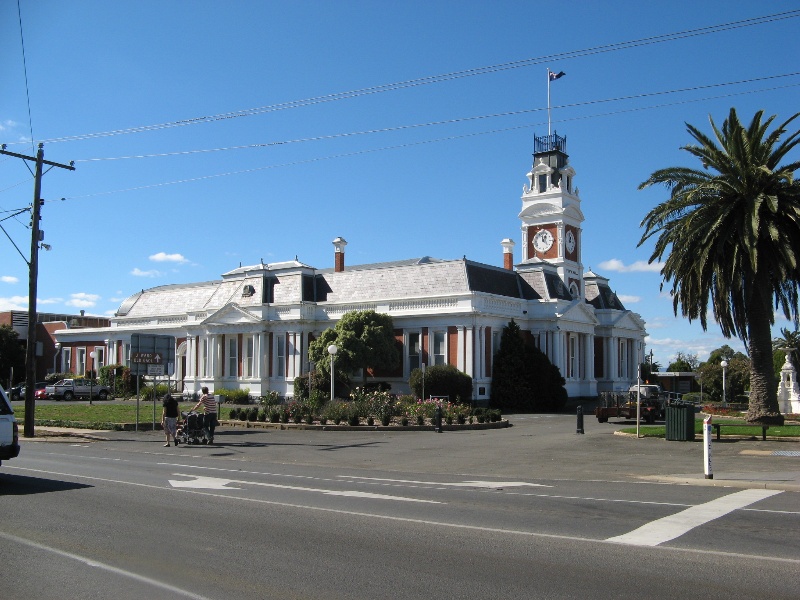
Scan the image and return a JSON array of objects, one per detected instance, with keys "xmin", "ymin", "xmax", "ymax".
[{"xmin": 175, "ymin": 411, "xmax": 208, "ymax": 445}]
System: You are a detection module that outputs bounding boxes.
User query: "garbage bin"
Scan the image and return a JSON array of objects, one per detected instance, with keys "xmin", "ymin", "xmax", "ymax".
[{"xmin": 665, "ymin": 401, "xmax": 695, "ymax": 441}]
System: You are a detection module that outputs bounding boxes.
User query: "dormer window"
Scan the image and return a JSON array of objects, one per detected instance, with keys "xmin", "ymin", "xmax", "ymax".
[{"xmin": 242, "ymin": 284, "xmax": 255, "ymax": 298}]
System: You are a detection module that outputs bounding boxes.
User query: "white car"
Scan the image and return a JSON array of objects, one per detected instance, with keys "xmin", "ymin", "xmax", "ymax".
[{"xmin": 0, "ymin": 387, "xmax": 20, "ymax": 466}]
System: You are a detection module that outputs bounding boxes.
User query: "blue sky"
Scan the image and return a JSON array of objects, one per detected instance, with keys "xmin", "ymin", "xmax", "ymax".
[{"xmin": 1, "ymin": 1, "xmax": 799, "ymax": 368}]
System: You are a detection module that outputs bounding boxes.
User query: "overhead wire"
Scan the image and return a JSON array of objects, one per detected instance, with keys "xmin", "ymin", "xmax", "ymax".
[
  {"xmin": 74, "ymin": 72, "xmax": 800, "ymax": 162},
  {"xmin": 7, "ymin": 9, "xmax": 799, "ymax": 147},
  {"xmin": 59, "ymin": 79, "xmax": 800, "ymax": 201}
]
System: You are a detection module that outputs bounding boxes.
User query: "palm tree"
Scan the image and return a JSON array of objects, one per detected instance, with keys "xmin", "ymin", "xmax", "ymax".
[{"xmin": 639, "ymin": 108, "xmax": 800, "ymax": 425}]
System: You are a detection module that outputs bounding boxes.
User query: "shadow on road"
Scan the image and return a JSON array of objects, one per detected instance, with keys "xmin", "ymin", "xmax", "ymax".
[{"xmin": 0, "ymin": 473, "xmax": 92, "ymax": 496}]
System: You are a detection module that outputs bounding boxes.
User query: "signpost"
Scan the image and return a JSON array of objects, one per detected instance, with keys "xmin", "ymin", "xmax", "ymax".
[{"xmin": 130, "ymin": 334, "xmax": 175, "ymax": 431}]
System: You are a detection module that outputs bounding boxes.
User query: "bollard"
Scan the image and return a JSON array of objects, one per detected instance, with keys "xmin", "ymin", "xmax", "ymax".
[
  {"xmin": 576, "ymin": 405, "xmax": 584, "ymax": 434},
  {"xmin": 434, "ymin": 405, "xmax": 443, "ymax": 433}
]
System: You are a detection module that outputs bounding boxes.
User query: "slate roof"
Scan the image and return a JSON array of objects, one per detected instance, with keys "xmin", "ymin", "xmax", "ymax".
[{"xmin": 115, "ymin": 255, "xmax": 609, "ymax": 319}]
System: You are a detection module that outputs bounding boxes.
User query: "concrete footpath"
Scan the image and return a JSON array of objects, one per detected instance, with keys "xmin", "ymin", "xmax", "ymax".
[{"xmin": 22, "ymin": 413, "xmax": 800, "ymax": 492}]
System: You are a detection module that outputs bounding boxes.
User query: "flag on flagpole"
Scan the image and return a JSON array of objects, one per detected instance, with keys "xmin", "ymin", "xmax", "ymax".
[{"xmin": 548, "ymin": 70, "xmax": 566, "ymax": 81}]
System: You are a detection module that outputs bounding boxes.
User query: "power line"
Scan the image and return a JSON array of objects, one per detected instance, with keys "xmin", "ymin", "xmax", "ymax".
[
  {"xmin": 74, "ymin": 72, "xmax": 800, "ymax": 163},
  {"xmin": 9, "ymin": 9, "xmax": 799, "ymax": 148},
  {"xmin": 15, "ymin": 0, "xmax": 35, "ymax": 152},
  {"xmin": 59, "ymin": 80, "xmax": 800, "ymax": 201}
]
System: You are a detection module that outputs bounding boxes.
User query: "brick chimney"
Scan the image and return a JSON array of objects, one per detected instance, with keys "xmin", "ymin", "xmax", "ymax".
[
  {"xmin": 501, "ymin": 238, "xmax": 515, "ymax": 270},
  {"xmin": 333, "ymin": 237, "xmax": 348, "ymax": 272}
]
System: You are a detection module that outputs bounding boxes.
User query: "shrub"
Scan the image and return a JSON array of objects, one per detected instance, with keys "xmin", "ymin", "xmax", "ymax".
[
  {"xmin": 215, "ymin": 388, "xmax": 251, "ymax": 404},
  {"xmin": 381, "ymin": 414, "xmax": 391, "ymax": 426},
  {"xmin": 247, "ymin": 407, "xmax": 259, "ymax": 422},
  {"xmin": 409, "ymin": 364, "xmax": 472, "ymax": 403},
  {"xmin": 228, "ymin": 407, "xmax": 240, "ymax": 420},
  {"xmin": 257, "ymin": 410, "xmax": 267, "ymax": 422},
  {"xmin": 269, "ymin": 409, "xmax": 281, "ymax": 423},
  {"xmin": 401, "ymin": 416, "xmax": 409, "ymax": 426},
  {"xmin": 259, "ymin": 390, "xmax": 281, "ymax": 407},
  {"xmin": 238, "ymin": 410, "xmax": 248, "ymax": 421}
]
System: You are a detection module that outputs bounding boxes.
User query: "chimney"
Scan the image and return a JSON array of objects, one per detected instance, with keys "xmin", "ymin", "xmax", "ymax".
[
  {"xmin": 501, "ymin": 238, "xmax": 515, "ymax": 270},
  {"xmin": 333, "ymin": 237, "xmax": 348, "ymax": 272}
]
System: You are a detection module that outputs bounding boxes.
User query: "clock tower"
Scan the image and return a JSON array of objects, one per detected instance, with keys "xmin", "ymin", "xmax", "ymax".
[{"xmin": 518, "ymin": 132, "xmax": 585, "ymax": 298}]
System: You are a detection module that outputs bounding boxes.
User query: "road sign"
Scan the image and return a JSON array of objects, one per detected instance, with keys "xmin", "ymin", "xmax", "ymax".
[
  {"xmin": 147, "ymin": 364, "xmax": 165, "ymax": 376},
  {"xmin": 132, "ymin": 352, "xmax": 163, "ymax": 364},
  {"xmin": 130, "ymin": 334, "xmax": 176, "ymax": 376}
]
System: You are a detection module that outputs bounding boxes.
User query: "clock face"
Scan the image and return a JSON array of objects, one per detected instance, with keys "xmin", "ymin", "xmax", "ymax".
[
  {"xmin": 565, "ymin": 230, "xmax": 576, "ymax": 254},
  {"xmin": 533, "ymin": 229, "xmax": 554, "ymax": 253}
]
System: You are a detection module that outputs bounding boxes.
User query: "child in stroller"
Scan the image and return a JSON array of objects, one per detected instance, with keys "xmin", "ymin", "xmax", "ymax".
[{"xmin": 175, "ymin": 411, "xmax": 208, "ymax": 445}]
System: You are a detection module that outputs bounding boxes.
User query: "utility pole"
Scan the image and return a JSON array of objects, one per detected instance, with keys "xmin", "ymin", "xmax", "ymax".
[{"xmin": 0, "ymin": 143, "xmax": 75, "ymax": 438}]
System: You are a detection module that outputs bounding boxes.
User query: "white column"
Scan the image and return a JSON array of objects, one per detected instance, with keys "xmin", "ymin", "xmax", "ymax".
[
  {"xmin": 586, "ymin": 333, "xmax": 595, "ymax": 382},
  {"xmin": 464, "ymin": 326, "xmax": 474, "ymax": 378},
  {"xmin": 456, "ymin": 326, "xmax": 465, "ymax": 372}
]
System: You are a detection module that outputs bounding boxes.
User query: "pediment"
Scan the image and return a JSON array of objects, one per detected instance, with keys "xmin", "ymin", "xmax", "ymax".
[
  {"xmin": 203, "ymin": 303, "xmax": 261, "ymax": 325},
  {"xmin": 558, "ymin": 300, "xmax": 599, "ymax": 325},
  {"xmin": 597, "ymin": 309, "xmax": 647, "ymax": 332}
]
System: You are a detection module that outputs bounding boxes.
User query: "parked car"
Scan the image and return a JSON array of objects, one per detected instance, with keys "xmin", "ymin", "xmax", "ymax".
[
  {"xmin": 0, "ymin": 387, "xmax": 20, "ymax": 466},
  {"xmin": 45, "ymin": 378, "xmax": 111, "ymax": 401},
  {"xmin": 9, "ymin": 381, "xmax": 48, "ymax": 401}
]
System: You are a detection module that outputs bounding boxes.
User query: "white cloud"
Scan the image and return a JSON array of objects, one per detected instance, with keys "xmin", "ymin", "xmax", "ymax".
[
  {"xmin": 1, "ymin": 276, "xmax": 19, "ymax": 284},
  {"xmin": 131, "ymin": 268, "xmax": 162, "ymax": 277},
  {"xmin": 66, "ymin": 293, "xmax": 100, "ymax": 308},
  {"xmin": 0, "ymin": 296, "xmax": 29, "ymax": 311},
  {"xmin": 617, "ymin": 294, "xmax": 641, "ymax": 303},
  {"xmin": 599, "ymin": 258, "xmax": 664, "ymax": 273},
  {"xmin": 149, "ymin": 252, "xmax": 188, "ymax": 263}
]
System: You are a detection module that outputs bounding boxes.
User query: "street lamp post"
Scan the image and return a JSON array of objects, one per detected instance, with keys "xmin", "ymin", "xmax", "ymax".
[
  {"xmin": 327, "ymin": 344, "xmax": 337, "ymax": 401},
  {"xmin": 721, "ymin": 359, "xmax": 728, "ymax": 407},
  {"xmin": 89, "ymin": 349, "xmax": 99, "ymax": 405}
]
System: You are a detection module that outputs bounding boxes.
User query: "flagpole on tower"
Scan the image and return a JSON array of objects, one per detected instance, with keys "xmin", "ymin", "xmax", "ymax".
[
  {"xmin": 546, "ymin": 69, "xmax": 565, "ymax": 138},
  {"xmin": 547, "ymin": 68, "xmax": 552, "ymax": 136}
]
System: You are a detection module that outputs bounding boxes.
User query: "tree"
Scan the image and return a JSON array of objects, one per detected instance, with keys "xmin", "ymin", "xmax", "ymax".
[
  {"xmin": 639, "ymin": 108, "xmax": 800, "ymax": 425},
  {"xmin": 490, "ymin": 320, "xmax": 531, "ymax": 410},
  {"xmin": 697, "ymin": 345, "xmax": 750, "ymax": 403},
  {"xmin": 0, "ymin": 325, "xmax": 26, "ymax": 388},
  {"xmin": 307, "ymin": 310, "xmax": 399, "ymax": 391},
  {"xmin": 667, "ymin": 351, "xmax": 699, "ymax": 372},
  {"xmin": 490, "ymin": 320, "xmax": 567, "ymax": 412}
]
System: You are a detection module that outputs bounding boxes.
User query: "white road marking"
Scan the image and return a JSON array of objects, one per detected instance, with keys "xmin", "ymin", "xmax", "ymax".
[
  {"xmin": 606, "ymin": 489, "xmax": 782, "ymax": 546},
  {"xmin": 6, "ymin": 466, "xmax": 798, "ymax": 565},
  {"xmin": 0, "ymin": 531, "xmax": 212, "ymax": 599},
  {"xmin": 340, "ymin": 476, "xmax": 551, "ymax": 488},
  {"xmin": 168, "ymin": 473, "xmax": 442, "ymax": 503}
]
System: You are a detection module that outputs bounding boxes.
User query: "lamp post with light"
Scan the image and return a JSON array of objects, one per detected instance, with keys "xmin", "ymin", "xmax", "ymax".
[
  {"xmin": 327, "ymin": 344, "xmax": 337, "ymax": 401},
  {"xmin": 89, "ymin": 349, "xmax": 99, "ymax": 405},
  {"xmin": 721, "ymin": 359, "xmax": 728, "ymax": 407},
  {"xmin": 53, "ymin": 342, "xmax": 61, "ymax": 375}
]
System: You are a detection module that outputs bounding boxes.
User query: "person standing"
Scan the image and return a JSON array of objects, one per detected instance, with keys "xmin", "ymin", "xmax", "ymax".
[
  {"xmin": 191, "ymin": 387, "xmax": 217, "ymax": 444},
  {"xmin": 161, "ymin": 393, "xmax": 179, "ymax": 447}
]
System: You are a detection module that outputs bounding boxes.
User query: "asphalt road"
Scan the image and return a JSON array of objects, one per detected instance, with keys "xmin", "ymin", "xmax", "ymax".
[{"xmin": 1, "ymin": 415, "xmax": 799, "ymax": 599}]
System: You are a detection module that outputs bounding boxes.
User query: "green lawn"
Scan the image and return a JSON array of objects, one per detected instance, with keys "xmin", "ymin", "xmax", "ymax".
[
  {"xmin": 621, "ymin": 420, "xmax": 800, "ymax": 438},
  {"xmin": 14, "ymin": 402, "xmax": 235, "ymax": 429}
]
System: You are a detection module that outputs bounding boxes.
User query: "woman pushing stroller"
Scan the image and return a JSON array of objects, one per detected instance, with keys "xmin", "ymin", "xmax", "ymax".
[{"xmin": 191, "ymin": 387, "xmax": 218, "ymax": 444}]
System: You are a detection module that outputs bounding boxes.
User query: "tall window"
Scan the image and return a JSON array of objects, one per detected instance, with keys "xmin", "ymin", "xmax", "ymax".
[
  {"xmin": 618, "ymin": 339, "xmax": 628, "ymax": 378},
  {"xmin": 202, "ymin": 339, "xmax": 210, "ymax": 377},
  {"xmin": 77, "ymin": 348, "xmax": 86, "ymax": 376},
  {"xmin": 538, "ymin": 174, "xmax": 547, "ymax": 193},
  {"xmin": 432, "ymin": 331, "xmax": 446, "ymax": 366},
  {"xmin": 244, "ymin": 335, "xmax": 254, "ymax": 378},
  {"xmin": 123, "ymin": 343, "xmax": 130, "ymax": 367},
  {"xmin": 568, "ymin": 335, "xmax": 577, "ymax": 379},
  {"xmin": 228, "ymin": 337, "xmax": 238, "ymax": 378},
  {"xmin": 276, "ymin": 335, "xmax": 285, "ymax": 377},
  {"xmin": 95, "ymin": 347, "xmax": 105, "ymax": 372},
  {"xmin": 408, "ymin": 332, "xmax": 421, "ymax": 372},
  {"xmin": 62, "ymin": 347, "xmax": 72, "ymax": 373}
]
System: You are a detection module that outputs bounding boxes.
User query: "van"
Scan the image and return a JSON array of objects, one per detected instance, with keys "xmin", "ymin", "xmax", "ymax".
[{"xmin": 0, "ymin": 387, "xmax": 20, "ymax": 466}]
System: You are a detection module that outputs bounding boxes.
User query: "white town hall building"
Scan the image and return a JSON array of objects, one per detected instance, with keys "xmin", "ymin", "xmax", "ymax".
[{"xmin": 54, "ymin": 132, "xmax": 647, "ymax": 402}]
